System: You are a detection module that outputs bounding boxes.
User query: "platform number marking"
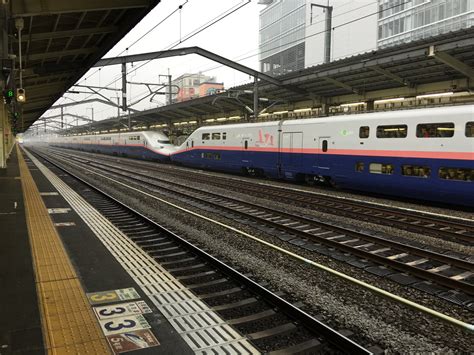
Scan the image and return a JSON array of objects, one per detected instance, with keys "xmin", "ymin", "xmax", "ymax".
[
  {"xmin": 87, "ymin": 288, "xmax": 140, "ymax": 305},
  {"xmin": 99, "ymin": 315, "xmax": 150, "ymax": 336},
  {"xmin": 94, "ymin": 301, "xmax": 151, "ymax": 320},
  {"xmin": 106, "ymin": 329, "xmax": 160, "ymax": 353}
]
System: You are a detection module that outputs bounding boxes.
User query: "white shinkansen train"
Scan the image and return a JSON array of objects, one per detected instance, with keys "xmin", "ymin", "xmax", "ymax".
[
  {"xmin": 52, "ymin": 130, "xmax": 175, "ymax": 162},
  {"xmin": 51, "ymin": 105, "xmax": 474, "ymax": 207},
  {"xmin": 171, "ymin": 105, "xmax": 474, "ymax": 207}
]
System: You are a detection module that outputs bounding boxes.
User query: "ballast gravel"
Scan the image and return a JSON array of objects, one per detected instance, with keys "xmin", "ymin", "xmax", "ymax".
[{"xmin": 38, "ymin": 148, "xmax": 473, "ymax": 353}]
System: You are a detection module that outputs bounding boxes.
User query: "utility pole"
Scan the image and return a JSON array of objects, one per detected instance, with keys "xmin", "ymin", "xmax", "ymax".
[{"xmin": 310, "ymin": 3, "xmax": 333, "ymax": 64}]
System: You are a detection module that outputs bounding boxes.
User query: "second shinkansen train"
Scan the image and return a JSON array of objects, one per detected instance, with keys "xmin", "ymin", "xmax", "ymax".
[{"xmin": 171, "ymin": 105, "xmax": 474, "ymax": 207}]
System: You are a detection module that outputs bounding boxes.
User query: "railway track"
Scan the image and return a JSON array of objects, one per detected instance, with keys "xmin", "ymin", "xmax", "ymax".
[
  {"xmin": 43, "ymin": 148, "xmax": 474, "ymax": 309},
  {"xmin": 30, "ymin": 148, "xmax": 374, "ymax": 354},
  {"xmin": 49, "ymin": 147, "xmax": 474, "ymax": 245}
]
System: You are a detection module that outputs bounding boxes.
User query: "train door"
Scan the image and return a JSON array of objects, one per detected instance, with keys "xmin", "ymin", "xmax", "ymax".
[
  {"xmin": 317, "ymin": 136, "xmax": 331, "ymax": 170},
  {"xmin": 241, "ymin": 138, "xmax": 250, "ymax": 165},
  {"xmin": 188, "ymin": 139, "xmax": 196, "ymax": 159},
  {"xmin": 281, "ymin": 132, "xmax": 303, "ymax": 170}
]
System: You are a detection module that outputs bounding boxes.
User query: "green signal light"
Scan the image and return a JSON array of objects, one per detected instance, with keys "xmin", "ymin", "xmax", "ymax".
[{"xmin": 6, "ymin": 89, "xmax": 14, "ymax": 97}]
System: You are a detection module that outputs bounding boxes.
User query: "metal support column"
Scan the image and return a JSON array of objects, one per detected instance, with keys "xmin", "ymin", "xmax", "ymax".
[
  {"xmin": 121, "ymin": 62, "xmax": 127, "ymax": 112},
  {"xmin": 366, "ymin": 100, "xmax": 374, "ymax": 111},
  {"xmin": 168, "ymin": 74, "xmax": 172, "ymax": 105},
  {"xmin": 60, "ymin": 106, "xmax": 64, "ymax": 128},
  {"xmin": 253, "ymin": 76, "xmax": 259, "ymax": 120},
  {"xmin": 0, "ymin": 5, "xmax": 9, "ymax": 168}
]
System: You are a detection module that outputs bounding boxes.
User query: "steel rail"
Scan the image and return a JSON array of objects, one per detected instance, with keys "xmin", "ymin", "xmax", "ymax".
[
  {"xmin": 30, "ymin": 147, "xmax": 372, "ymax": 354},
  {"xmin": 30, "ymin": 147, "xmax": 474, "ymax": 333},
  {"xmin": 48, "ymin": 150, "xmax": 474, "ymax": 295}
]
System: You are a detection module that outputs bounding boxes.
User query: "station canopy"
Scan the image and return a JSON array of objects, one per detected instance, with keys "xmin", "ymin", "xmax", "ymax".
[
  {"xmin": 12, "ymin": 0, "xmax": 161, "ymax": 131},
  {"xmin": 69, "ymin": 26, "xmax": 474, "ymax": 134}
]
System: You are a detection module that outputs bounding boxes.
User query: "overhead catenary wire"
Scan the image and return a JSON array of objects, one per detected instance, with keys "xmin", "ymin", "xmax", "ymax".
[
  {"xmin": 81, "ymin": 0, "xmax": 410, "ymax": 115},
  {"xmin": 58, "ymin": 0, "xmax": 409, "ymax": 122},
  {"xmin": 57, "ymin": 1, "xmax": 189, "ymax": 107},
  {"xmin": 79, "ymin": 0, "xmax": 252, "ymax": 119},
  {"xmin": 197, "ymin": 0, "xmax": 412, "ymax": 75},
  {"xmin": 101, "ymin": 0, "xmax": 410, "ymax": 116}
]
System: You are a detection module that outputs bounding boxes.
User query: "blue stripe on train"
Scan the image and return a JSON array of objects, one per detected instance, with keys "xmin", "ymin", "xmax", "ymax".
[{"xmin": 172, "ymin": 149, "xmax": 474, "ymax": 207}]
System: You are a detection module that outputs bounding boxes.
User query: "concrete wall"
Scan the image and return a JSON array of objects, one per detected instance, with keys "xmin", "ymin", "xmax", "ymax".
[{"xmin": 305, "ymin": 0, "xmax": 378, "ymax": 67}]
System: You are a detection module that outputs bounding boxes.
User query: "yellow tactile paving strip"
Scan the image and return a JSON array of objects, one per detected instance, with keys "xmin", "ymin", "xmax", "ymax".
[{"xmin": 17, "ymin": 146, "xmax": 110, "ymax": 354}]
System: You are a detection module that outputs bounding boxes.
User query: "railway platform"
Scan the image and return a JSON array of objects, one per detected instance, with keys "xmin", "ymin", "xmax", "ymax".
[{"xmin": 0, "ymin": 145, "xmax": 194, "ymax": 354}]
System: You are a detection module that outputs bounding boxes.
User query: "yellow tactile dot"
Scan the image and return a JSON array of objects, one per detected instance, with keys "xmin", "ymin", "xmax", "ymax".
[{"xmin": 18, "ymin": 146, "xmax": 110, "ymax": 354}]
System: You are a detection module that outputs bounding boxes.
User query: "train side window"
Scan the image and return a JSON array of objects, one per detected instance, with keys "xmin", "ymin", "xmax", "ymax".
[
  {"xmin": 359, "ymin": 126, "xmax": 369, "ymax": 138},
  {"xmin": 402, "ymin": 165, "xmax": 430, "ymax": 178},
  {"xmin": 376, "ymin": 125, "xmax": 407, "ymax": 138},
  {"xmin": 191, "ymin": 141, "xmax": 194, "ymax": 148},
  {"xmin": 355, "ymin": 162, "xmax": 364, "ymax": 172},
  {"xmin": 202, "ymin": 133, "xmax": 210, "ymax": 140},
  {"xmin": 466, "ymin": 122, "xmax": 474, "ymax": 137},
  {"xmin": 416, "ymin": 123, "xmax": 454, "ymax": 138},
  {"xmin": 322, "ymin": 140, "xmax": 328, "ymax": 152},
  {"xmin": 223, "ymin": 132, "xmax": 227, "ymax": 140},
  {"xmin": 369, "ymin": 163, "xmax": 394, "ymax": 174},
  {"xmin": 244, "ymin": 140, "xmax": 248, "ymax": 149},
  {"xmin": 439, "ymin": 167, "xmax": 474, "ymax": 181},
  {"xmin": 212, "ymin": 133, "xmax": 221, "ymax": 140}
]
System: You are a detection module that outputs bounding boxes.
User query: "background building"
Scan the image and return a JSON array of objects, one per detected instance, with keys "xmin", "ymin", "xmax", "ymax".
[
  {"xmin": 259, "ymin": 0, "xmax": 474, "ymax": 75},
  {"xmin": 377, "ymin": 0, "xmax": 474, "ymax": 48},
  {"xmin": 259, "ymin": 0, "xmax": 306, "ymax": 76},
  {"xmin": 171, "ymin": 73, "xmax": 224, "ymax": 103}
]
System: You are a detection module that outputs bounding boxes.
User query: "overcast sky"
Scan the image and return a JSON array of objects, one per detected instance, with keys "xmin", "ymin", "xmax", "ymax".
[{"xmin": 49, "ymin": 0, "xmax": 265, "ymax": 126}]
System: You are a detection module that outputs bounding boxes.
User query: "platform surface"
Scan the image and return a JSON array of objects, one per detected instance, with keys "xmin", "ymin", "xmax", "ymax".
[{"xmin": 0, "ymin": 146, "xmax": 44, "ymax": 354}]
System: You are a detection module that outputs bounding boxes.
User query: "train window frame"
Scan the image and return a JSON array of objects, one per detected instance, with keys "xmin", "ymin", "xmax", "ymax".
[
  {"xmin": 223, "ymin": 132, "xmax": 227, "ymax": 140},
  {"xmin": 369, "ymin": 163, "xmax": 394, "ymax": 175},
  {"xmin": 201, "ymin": 152, "xmax": 221, "ymax": 160},
  {"xmin": 244, "ymin": 140, "xmax": 248, "ymax": 150},
  {"xmin": 359, "ymin": 126, "xmax": 369, "ymax": 139},
  {"xmin": 376, "ymin": 125, "xmax": 407, "ymax": 138},
  {"xmin": 355, "ymin": 162, "xmax": 364, "ymax": 172},
  {"xmin": 401, "ymin": 165, "xmax": 431, "ymax": 178},
  {"xmin": 212, "ymin": 133, "xmax": 221, "ymax": 140},
  {"xmin": 416, "ymin": 122, "xmax": 455, "ymax": 138},
  {"xmin": 202, "ymin": 133, "xmax": 210, "ymax": 140},
  {"xmin": 466, "ymin": 122, "xmax": 474, "ymax": 137},
  {"xmin": 439, "ymin": 167, "xmax": 474, "ymax": 182},
  {"xmin": 322, "ymin": 140, "xmax": 328, "ymax": 152}
]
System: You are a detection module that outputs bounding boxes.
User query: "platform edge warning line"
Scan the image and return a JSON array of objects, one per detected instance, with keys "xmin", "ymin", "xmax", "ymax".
[{"xmin": 17, "ymin": 146, "xmax": 110, "ymax": 354}]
